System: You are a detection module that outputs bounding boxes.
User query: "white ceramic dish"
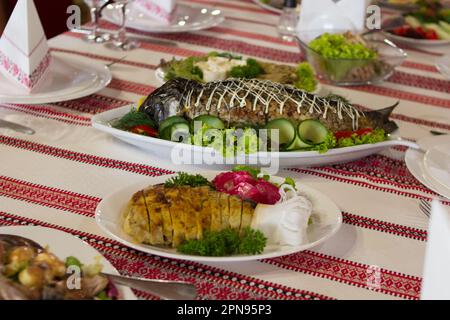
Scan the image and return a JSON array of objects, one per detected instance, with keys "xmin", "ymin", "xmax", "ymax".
[
  {"xmin": 383, "ymin": 31, "xmax": 450, "ymax": 47},
  {"xmin": 91, "ymin": 104, "xmax": 419, "ymax": 169},
  {"xmin": 405, "ymin": 135, "xmax": 450, "ymax": 200},
  {"xmin": 95, "ymin": 172, "xmax": 343, "ymax": 262},
  {"xmin": 0, "ymin": 53, "xmax": 111, "ymax": 105},
  {"xmin": 424, "ymin": 143, "xmax": 450, "ymax": 197},
  {"xmin": 0, "ymin": 226, "xmax": 137, "ymax": 300},
  {"xmin": 154, "ymin": 66, "xmax": 324, "ymax": 95},
  {"xmin": 436, "ymin": 54, "xmax": 450, "ymax": 80},
  {"xmin": 102, "ymin": 3, "xmax": 224, "ymax": 34}
]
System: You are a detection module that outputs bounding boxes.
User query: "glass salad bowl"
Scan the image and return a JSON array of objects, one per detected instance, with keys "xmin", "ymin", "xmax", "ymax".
[{"xmin": 296, "ymin": 33, "xmax": 408, "ymax": 86}]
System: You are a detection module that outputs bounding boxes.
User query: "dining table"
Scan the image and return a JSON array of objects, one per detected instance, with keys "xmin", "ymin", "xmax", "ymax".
[{"xmin": 0, "ymin": 0, "xmax": 449, "ymax": 300}]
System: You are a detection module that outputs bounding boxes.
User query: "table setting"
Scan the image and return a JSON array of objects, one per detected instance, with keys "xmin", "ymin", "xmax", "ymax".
[{"xmin": 0, "ymin": 0, "xmax": 449, "ymax": 301}]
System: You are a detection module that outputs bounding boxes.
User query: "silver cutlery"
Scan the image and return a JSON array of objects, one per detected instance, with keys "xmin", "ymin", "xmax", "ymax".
[
  {"xmin": 0, "ymin": 234, "xmax": 198, "ymax": 300},
  {"xmin": 419, "ymin": 198, "xmax": 431, "ymax": 218},
  {"xmin": 106, "ymin": 55, "xmax": 128, "ymax": 67},
  {"xmin": 430, "ymin": 130, "xmax": 448, "ymax": 136},
  {"xmin": 0, "ymin": 119, "xmax": 35, "ymax": 135}
]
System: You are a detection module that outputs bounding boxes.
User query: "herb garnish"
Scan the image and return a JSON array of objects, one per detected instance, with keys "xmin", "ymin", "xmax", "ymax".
[
  {"xmin": 164, "ymin": 172, "xmax": 211, "ymax": 188},
  {"xmin": 232, "ymin": 165, "xmax": 261, "ymax": 178},
  {"xmin": 177, "ymin": 228, "xmax": 267, "ymax": 256},
  {"xmin": 228, "ymin": 58, "xmax": 264, "ymax": 79},
  {"xmin": 113, "ymin": 109, "xmax": 155, "ymax": 131}
]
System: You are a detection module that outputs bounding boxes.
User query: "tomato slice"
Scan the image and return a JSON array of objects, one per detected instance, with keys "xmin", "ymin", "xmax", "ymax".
[
  {"xmin": 334, "ymin": 130, "xmax": 354, "ymax": 140},
  {"xmin": 130, "ymin": 125, "xmax": 158, "ymax": 137},
  {"xmin": 355, "ymin": 128, "xmax": 373, "ymax": 136}
]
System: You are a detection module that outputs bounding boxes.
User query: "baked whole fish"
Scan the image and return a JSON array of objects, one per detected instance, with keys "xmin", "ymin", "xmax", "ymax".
[
  {"xmin": 122, "ymin": 185, "xmax": 256, "ymax": 248},
  {"xmin": 140, "ymin": 77, "xmax": 398, "ymax": 133}
]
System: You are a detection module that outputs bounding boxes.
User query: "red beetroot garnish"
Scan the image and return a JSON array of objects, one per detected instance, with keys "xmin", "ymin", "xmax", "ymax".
[{"xmin": 212, "ymin": 172, "xmax": 281, "ymax": 205}]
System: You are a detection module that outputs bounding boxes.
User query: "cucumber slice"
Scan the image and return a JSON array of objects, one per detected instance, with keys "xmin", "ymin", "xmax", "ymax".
[
  {"xmin": 159, "ymin": 116, "xmax": 188, "ymax": 135},
  {"xmin": 192, "ymin": 115, "xmax": 225, "ymax": 131},
  {"xmin": 285, "ymin": 135, "xmax": 313, "ymax": 151},
  {"xmin": 298, "ymin": 120, "xmax": 328, "ymax": 145},
  {"xmin": 161, "ymin": 123, "xmax": 191, "ymax": 142},
  {"xmin": 264, "ymin": 119, "xmax": 296, "ymax": 148}
]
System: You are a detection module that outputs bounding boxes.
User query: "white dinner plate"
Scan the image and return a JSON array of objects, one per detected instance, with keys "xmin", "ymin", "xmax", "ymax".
[
  {"xmin": 91, "ymin": 104, "xmax": 419, "ymax": 169},
  {"xmin": 102, "ymin": 3, "xmax": 224, "ymax": 34},
  {"xmin": 0, "ymin": 226, "xmax": 137, "ymax": 300},
  {"xmin": 405, "ymin": 135, "xmax": 450, "ymax": 200},
  {"xmin": 154, "ymin": 66, "xmax": 324, "ymax": 95},
  {"xmin": 383, "ymin": 31, "xmax": 450, "ymax": 47},
  {"xmin": 436, "ymin": 54, "xmax": 450, "ymax": 80},
  {"xmin": 0, "ymin": 53, "xmax": 112, "ymax": 105},
  {"xmin": 424, "ymin": 143, "xmax": 450, "ymax": 196},
  {"xmin": 252, "ymin": 0, "xmax": 283, "ymax": 14},
  {"xmin": 95, "ymin": 172, "xmax": 343, "ymax": 262}
]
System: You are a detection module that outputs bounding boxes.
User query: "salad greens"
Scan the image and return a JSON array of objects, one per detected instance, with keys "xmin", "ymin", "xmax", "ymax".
[
  {"xmin": 177, "ymin": 227, "xmax": 267, "ymax": 256},
  {"xmin": 164, "ymin": 172, "xmax": 211, "ymax": 188},
  {"xmin": 309, "ymin": 33, "xmax": 378, "ymax": 59},
  {"xmin": 337, "ymin": 128, "xmax": 386, "ymax": 148},
  {"xmin": 294, "ymin": 62, "xmax": 318, "ymax": 93},
  {"xmin": 164, "ymin": 56, "xmax": 205, "ymax": 82},
  {"xmin": 228, "ymin": 58, "xmax": 264, "ymax": 79}
]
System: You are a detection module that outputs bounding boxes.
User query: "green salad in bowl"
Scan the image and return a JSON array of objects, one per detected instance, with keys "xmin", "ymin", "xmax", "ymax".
[{"xmin": 297, "ymin": 31, "xmax": 407, "ymax": 85}]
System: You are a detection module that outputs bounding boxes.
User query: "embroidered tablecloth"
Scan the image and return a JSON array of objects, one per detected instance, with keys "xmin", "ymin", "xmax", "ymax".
[{"xmin": 0, "ymin": 0, "xmax": 449, "ymax": 300}]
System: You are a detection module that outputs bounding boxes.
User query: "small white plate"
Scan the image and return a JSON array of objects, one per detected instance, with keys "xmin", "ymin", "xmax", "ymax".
[
  {"xmin": 154, "ymin": 66, "xmax": 324, "ymax": 95},
  {"xmin": 0, "ymin": 53, "xmax": 112, "ymax": 105},
  {"xmin": 0, "ymin": 226, "xmax": 137, "ymax": 300},
  {"xmin": 405, "ymin": 135, "xmax": 450, "ymax": 200},
  {"xmin": 252, "ymin": 0, "xmax": 282, "ymax": 14},
  {"xmin": 436, "ymin": 54, "xmax": 450, "ymax": 80},
  {"xmin": 102, "ymin": 3, "xmax": 224, "ymax": 34},
  {"xmin": 95, "ymin": 173, "xmax": 343, "ymax": 263},
  {"xmin": 92, "ymin": 104, "xmax": 419, "ymax": 169},
  {"xmin": 424, "ymin": 143, "xmax": 450, "ymax": 196},
  {"xmin": 383, "ymin": 31, "xmax": 450, "ymax": 47}
]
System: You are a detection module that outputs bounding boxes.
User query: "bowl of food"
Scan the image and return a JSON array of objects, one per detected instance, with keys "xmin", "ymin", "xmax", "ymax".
[{"xmin": 296, "ymin": 31, "xmax": 407, "ymax": 86}]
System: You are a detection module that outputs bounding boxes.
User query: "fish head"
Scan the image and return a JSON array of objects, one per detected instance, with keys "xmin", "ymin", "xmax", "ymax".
[{"xmin": 140, "ymin": 78, "xmax": 195, "ymax": 126}]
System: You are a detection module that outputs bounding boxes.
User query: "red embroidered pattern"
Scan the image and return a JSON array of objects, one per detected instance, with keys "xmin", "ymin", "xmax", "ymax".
[
  {"xmin": 0, "ymin": 51, "xmax": 51, "ymax": 89},
  {"xmin": 264, "ymin": 251, "xmax": 421, "ymax": 300},
  {"xmin": 0, "ymin": 211, "xmax": 328, "ymax": 300}
]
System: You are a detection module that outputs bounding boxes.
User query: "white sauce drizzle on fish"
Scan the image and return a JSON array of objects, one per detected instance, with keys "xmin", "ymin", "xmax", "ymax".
[{"xmin": 183, "ymin": 79, "xmax": 363, "ymax": 130}]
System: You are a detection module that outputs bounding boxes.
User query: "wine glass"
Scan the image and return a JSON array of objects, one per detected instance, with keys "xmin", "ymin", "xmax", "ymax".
[
  {"xmin": 83, "ymin": 0, "xmax": 111, "ymax": 43},
  {"xmin": 105, "ymin": 0, "xmax": 139, "ymax": 51}
]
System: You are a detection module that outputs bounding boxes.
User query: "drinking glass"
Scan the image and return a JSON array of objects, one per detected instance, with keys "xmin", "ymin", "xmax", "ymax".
[
  {"xmin": 83, "ymin": 0, "xmax": 111, "ymax": 43},
  {"xmin": 105, "ymin": 0, "xmax": 139, "ymax": 51}
]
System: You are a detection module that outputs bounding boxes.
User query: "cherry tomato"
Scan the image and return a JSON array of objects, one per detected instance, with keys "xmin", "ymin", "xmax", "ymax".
[
  {"xmin": 425, "ymin": 29, "xmax": 438, "ymax": 40},
  {"xmin": 130, "ymin": 125, "xmax": 158, "ymax": 137}
]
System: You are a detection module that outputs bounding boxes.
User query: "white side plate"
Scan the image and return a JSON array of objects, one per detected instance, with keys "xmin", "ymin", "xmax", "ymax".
[
  {"xmin": 91, "ymin": 104, "xmax": 419, "ymax": 169},
  {"xmin": 102, "ymin": 3, "xmax": 225, "ymax": 34},
  {"xmin": 95, "ymin": 173, "xmax": 343, "ymax": 262},
  {"xmin": 0, "ymin": 53, "xmax": 112, "ymax": 105},
  {"xmin": 383, "ymin": 31, "xmax": 450, "ymax": 47},
  {"xmin": 0, "ymin": 226, "xmax": 137, "ymax": 300}
]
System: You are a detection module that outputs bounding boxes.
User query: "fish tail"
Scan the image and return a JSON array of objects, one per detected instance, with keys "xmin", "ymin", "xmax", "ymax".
[{"xmin": 366, "ymin": 102, "xmax": 399, "ymax": 134}]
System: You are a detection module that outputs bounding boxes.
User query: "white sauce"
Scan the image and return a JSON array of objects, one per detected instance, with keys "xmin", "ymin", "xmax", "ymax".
[{"xmin": 194, "ymin": 57, "xmax": 246, "ymax": 83}]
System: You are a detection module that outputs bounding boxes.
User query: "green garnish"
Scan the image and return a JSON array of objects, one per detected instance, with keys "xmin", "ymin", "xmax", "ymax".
[
  {"xmin": 283, "ymin": 177, "xmax": 297, "ymax": 190},
  {"xmin": 65, "ymin": 256, "xmax": 82, "ymax": 269},
  {"xmin": 294, "ymin": 62, "xmax": 318, "ymax": 92},
  {"xmin": 208, "ymin": 51, "xmax": 242, "ymax": 60},
  {"xmin": 113, "ymin": 109, "xmax": 155, "ymax": 131},
  {"xmin": 310, "ymin": 132, "xmax": 337, "ymax": 154},
  {"xmin": 96, "ymin": 291, "xmax": 112, "ymax": 301},
  {"xmin": 337, "ymin": 129, "xmax": 386, "ymax": 148},
  {"xmin": 232, "ymin": 165, "xmax": 261, "ymax": 178},
  {"xmin": 325, "ymin": 94, "xmax": 351, "ymax": 105},
  {"xmin": 164, "ymin": 56, "xmax": 206, "ymax": 82},
  {"xmin": 228, "ymin": 58, "xmax": 264, "ymax": 79},
  {"xmin": 177, "ymin": 228, "xmax": 267, "ymax": 256},
  {"xmin": 164, "ymin": 172, "xmax": 211, "ymax": 188},
  {"xmin": 309, "ymin": 33, "xmax": 378, "ymax": 59}
]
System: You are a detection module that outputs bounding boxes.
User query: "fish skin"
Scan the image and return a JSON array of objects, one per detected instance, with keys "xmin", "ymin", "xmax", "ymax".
[{"xmin": 141, "ymin": 78, "xmax": 398, "ymax": 133}]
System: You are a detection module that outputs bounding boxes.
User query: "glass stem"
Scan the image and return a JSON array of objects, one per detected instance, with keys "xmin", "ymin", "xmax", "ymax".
[
  {"xmin": 90, "ymin": 7, "xmax": 99, "ymax": 38},
  {"xmin": 117, "ymin": 3, "xmax": 127, "ymax": 45}
]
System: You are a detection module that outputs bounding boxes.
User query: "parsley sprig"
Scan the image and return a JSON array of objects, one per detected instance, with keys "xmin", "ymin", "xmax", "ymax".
[
  {"xmin": 164, "ymin": 172, "xmax": 211, "ymax": 188},
  {"xmin": 177, "ymin": 228, "xmax": 267, "ymax": 257}
]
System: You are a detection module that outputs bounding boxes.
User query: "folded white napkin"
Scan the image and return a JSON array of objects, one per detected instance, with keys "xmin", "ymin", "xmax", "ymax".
[
  {"xmin": 297, "ymin": 0, "xmax": 369, "ymax": 42},
  {"xmin": 134, "ymin": 0, "xmax": 177, "ymax": 25},
  {"xmin": 0, "ymin": 0, "xmax": 51, "ymax": 91},
  {"xmin": 421, "ymin": 200, "xmax": 450, "ymax": 300}
]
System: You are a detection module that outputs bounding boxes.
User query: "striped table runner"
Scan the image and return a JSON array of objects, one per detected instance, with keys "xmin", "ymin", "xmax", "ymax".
[{"xmin": 0, "ymin": 0, "xmax": 449, "ymax": 300}]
